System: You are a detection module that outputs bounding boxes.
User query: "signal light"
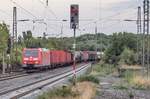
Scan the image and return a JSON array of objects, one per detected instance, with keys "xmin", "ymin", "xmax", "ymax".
[
  {"xmin": 70, "ymin": 4, "xmax": 79, "ymax": 29},
  {"xmin": 7, "ymin": 37, "xmax": 11, "ymax": 54},
  {"xmin": 71, "ymin": 17, "xmax": 74, "ymax": 22}
]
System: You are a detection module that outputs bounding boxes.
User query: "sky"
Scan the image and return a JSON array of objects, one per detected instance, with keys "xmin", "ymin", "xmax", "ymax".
[{"xmin": 0, "ymin": 0, "xmax": 143, "ymax": 37}]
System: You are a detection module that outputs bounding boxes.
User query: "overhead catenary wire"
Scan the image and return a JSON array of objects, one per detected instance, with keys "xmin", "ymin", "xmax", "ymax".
[
  {"xmin": 80, "ymin": 11, "xmax": 137, "ymax": 32},
  {"xmin": 37, "ymin": 0, "xmax": 58, "ymax": 19},
  {"xmin": 4, "ymin": 0, "xmax": 141, "ymax": 38},
  {"xmin": 79, "ymin": 0, "xmax": 138, "ymax": 30},
  {"xmin": 99, "ymin": 0, "xmax": 139, "ymax": 21},
  {"xmin": 9, "ymin": 0, "xmax": 37, "ymax": 19},
  {"xmin": 9, "ymin": 0, "xmax": 57, "ymax": 37},
  {"xmin": 80, "ymin": 10, "xmax": 137, "ymax": 30},
  {"xmin": 9, "ymin": 0, "xmax": 39, "ymax": 36}
]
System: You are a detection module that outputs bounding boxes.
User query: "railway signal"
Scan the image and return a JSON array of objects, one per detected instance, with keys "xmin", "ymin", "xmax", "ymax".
[
  {"xmin": 70, "ymin": 4, "xmax": 79, "ymax": 29},
  {"xmin": 7, "ymin": 37, "xmax": 11, "ymax": 54},
  {"xmin": 70, "ymin": 4, "xmax": 79, "ymax": 85},
  {"xmin": 46, "ymin": 0, "xmax": 48, "ymax": 6}
]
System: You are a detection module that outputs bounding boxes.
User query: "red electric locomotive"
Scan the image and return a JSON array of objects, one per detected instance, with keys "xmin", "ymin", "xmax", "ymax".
[{"xmin": 22, "ymin": 48, "xmax": 50, "ymax": 69}]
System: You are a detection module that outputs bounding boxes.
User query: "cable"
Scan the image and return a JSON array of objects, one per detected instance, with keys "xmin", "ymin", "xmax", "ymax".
[
  {"xmin": 10, "ymin": 0, "xmax": 37, "ymax": 19},
  {"xmin": 80, "ymin": 7, "xmax": 137, "ymax": 29},
  {"xmin": 80, "ymin": 0, "xmax": 138, "ymax": 29},
  {"xmin": 100, "ymin": 0, "xmax": 139, "ymax": 20},
  {"xmin": 37, "ymin": 0, "xmax": 58, "ymax": 19}
]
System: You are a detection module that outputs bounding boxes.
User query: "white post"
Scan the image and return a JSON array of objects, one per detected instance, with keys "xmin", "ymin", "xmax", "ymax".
[
  {"xmin": 2, "ymin": 52, "xmax": 5, "ymax": 74},
  {"xmin": 7, "ymin": 54, "xmax": 11, "ymax": 73}
]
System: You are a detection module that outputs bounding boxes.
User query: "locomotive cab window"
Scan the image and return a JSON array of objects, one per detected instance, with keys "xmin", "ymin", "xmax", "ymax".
[{"xmin": 24, "ymin": 50, "xmax": 38, "ymax": 58}]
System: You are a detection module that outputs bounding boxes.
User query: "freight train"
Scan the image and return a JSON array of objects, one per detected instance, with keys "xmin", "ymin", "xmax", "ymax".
[{"xmin": 22, "ymin": 48, "xmax": 98, "ymax": 70}]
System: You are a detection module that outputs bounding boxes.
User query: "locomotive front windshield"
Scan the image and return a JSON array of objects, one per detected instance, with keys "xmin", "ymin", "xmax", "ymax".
[{"xmin": 24, "ymin": 50, "xmax": 38, "ymax": 58}]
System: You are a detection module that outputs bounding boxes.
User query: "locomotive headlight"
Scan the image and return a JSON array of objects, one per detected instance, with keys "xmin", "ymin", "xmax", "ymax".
[
  {"xmin": 35, "ymin": 61, "xmax": 39, "ymax": 64},
  {"xmin": 24, "ymin": 58, "xmax": 29, "ymax": 61},
  {"xmin": 24, "ymin": 61, "xmax": 27, "ymax": 64},
  {"xmin": 33, "ymin": 58, "xmax": 38, "ymax": 61}
]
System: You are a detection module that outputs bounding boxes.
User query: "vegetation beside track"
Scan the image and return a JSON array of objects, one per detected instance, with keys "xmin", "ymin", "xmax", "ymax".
[
  {"xmin": 112, "ymin": 69, "xmax": 150, "ymax": 90},
  {"xmin": 38, "ymin": 63, "xmax": 149, "ymax": 99},
  {"xmin": 38, "ymin": 75, "xmax": 98, "ymax": 99},
  {"xmin": 90, "ymin": 62, "xmax": 116, "ymax": 77},
  {"xmin": 38, "ymin": 62, "xmax": 117, "ymax": 99},
  {"xmin": 39, "ymin": 81, "xmax": 96, "ymax": 99},
  {"xmin": 123, "ymin": 70, "xmax": 150, "ymax": 90}
]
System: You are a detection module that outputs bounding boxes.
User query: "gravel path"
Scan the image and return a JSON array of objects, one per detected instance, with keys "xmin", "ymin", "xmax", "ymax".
[{"xmin": 95, "ymin": 74, "xmax": 150, "ymax": 99}]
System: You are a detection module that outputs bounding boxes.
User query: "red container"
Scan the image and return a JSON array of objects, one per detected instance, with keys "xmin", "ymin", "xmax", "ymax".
[
  {"xmin": 66, "ymin": 52, "xmax": 72, "ymax": 63},
  {"xmin": 50, "ymin": 50, "xmax": 68, "ymax": 66},
  {"xmin": 82, "ymin": 51, "xmax": 89, "ymax": 62},
  {"xmin": 59, "ymin": 50, "xmax": 66, "ymax": 64},
  {"xmin": 86, "ymin": 51, "xmax": 97, "ymax": 61},
  {"xmin": 50, "ymin": 50, "xmax": 58, "ymax": 65}
]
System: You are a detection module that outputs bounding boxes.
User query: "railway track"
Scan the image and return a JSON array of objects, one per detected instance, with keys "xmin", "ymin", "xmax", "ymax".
[
  {"xmin": 0, "ymin": 63, "xmax": 91, "ymax": 99},
  {"xmin": 0, "ymin": 72, "xmax": 23, "ymax": 78},
  {"xmin": 0, "ymin": 63, "xmax": 84, "ymax": 82},
  {"xmin": 0, "ymin": 73, "xmax": 29, "ymax": 81}
]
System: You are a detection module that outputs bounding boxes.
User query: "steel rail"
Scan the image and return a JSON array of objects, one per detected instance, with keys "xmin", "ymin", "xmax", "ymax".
[
  {"xmin": 0, "ymin": 73, "xmax": 29, "ymax": 81},
  {"xmin": 0, "ymin": 63, "xmax": 90, "ymax": 99}
]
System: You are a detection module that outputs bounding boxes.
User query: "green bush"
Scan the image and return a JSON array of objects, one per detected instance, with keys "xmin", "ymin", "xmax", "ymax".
[
  {"xmin": 92, "ymin": 63, "xmax": 115, "ymax": 76},
  {"xmin": 39, "ymin": 86, "xmax": 77, "ymax": 99},
  {"xmin": 77, "ymin": 75, "xmax": 99, "ymax": 84},
  {"xmin": 119, "ymin": 48, "xmax": 137, "ymax": 65},
  {"xmin": 124, "ymin": 70, "xmax": 134, "ymax": 83}
]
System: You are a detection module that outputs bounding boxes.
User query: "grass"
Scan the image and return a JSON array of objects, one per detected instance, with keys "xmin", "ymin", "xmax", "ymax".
[
  {"xmin": 69, "ymin": 63, "xmax": 113, "ymax": 84},
  {"xmin": 77, "ymin": 75, "xmax": 99, "ymax": 84},
  {"xmin": 90, "ymin": 63, "xmax": 116, "ymax": 77},
  {"xmin": 124, "ymin": 70, "xmax": 134, "ymax": 83},
  {"xmin": 38, "ymin": 85, "xmax": 77, "ymax": 99},
  {"xmin": 72, "ymin": 82, "xmax": 96, "ymax": 99},
  {"xmin": 131, "ymin": 76, "xmax": 150, "ymax": 90},
  {"xmin": 69, "ymin": 74, "xmax": 99, "ymax": 85},
  {"xmin": 122, "ymin": 70, "xmax": 150, "ymax": 90},
  {"xmin": 38, "ymin": 82, "xmax": 96, "ymax": 99}
]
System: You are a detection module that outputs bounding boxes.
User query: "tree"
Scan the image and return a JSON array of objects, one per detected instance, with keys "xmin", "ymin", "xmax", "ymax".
[
  {"xmin": 104, "ymin": 32, "xmax": 137, "ymax": 64},
  {"xmin": 18, "ymin": 35, "xmax": 23, "ymax": 45},
  {"xmin": 119, "ymin": 48, "xmax": 136, "ymax": 65},
  {"xmin": 0, "ymin": 23, "xmax": 9, "ymax": 53},
  {"xmin": 0, "ymin": 23, "xmax": 9, "ymax": 66},
  {"xmin": 22, "ymin": 30, "xmax": 34, "ymax": 48}
]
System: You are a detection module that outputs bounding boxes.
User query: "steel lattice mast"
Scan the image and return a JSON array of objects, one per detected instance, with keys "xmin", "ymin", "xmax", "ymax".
[
  {"xmin": 143, "ymin": 0, "xmax": 149, "ymax": 77},
  {"xmin": 137, "ymin": 6, "xmax": 142, "ymax": 64},
  {"xmin": 13, "ymin": 7, "xmax": 17, "ymax": 61}
]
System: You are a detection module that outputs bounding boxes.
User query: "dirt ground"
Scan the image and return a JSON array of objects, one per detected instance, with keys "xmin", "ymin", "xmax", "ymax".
[{"xmin": 95, "ymin": 74, "xmax": 150, "ymax": 99}]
